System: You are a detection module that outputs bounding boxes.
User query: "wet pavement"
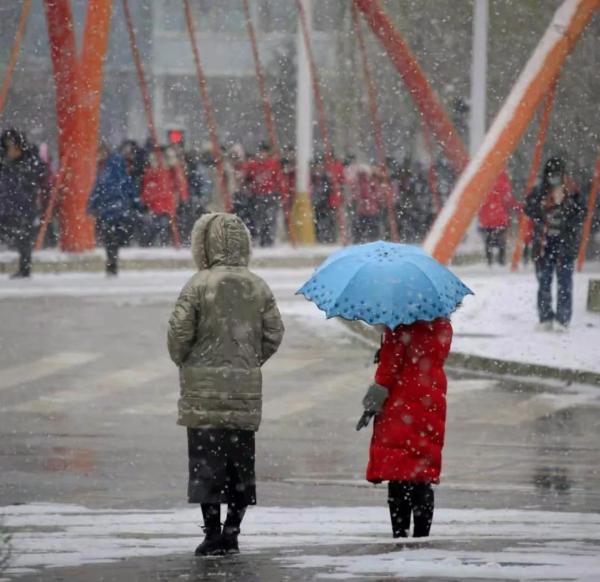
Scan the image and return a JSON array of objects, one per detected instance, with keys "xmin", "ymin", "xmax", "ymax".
[{"xmin": 1, "ymin": 269, "xmax": 599, "ymax": 580}]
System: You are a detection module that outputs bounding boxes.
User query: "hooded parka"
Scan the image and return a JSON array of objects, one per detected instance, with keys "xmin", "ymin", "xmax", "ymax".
[{"xmin": 168, "ymin": 213, "xmax": 284, "ymax": 431}]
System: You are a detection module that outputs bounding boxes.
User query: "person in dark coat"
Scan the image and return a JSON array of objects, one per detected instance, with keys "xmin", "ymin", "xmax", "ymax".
[
  {"xmin": 524, "ymin": 157, "xmax": 585, "ymax": 331},
  {"xmin": 168, "ymin": 213, "xmax": 284, "ymax": 556},
  {"xmin": 357, "ymin": 319, "xmax": 453, "ymax": 538},
  {"xmin": 88, "ymin": 146, "xmax": 138, "ymax": 276},
  {"xmin": 0, "ymin": 129, "xmax": 45, "ymax": 278}
]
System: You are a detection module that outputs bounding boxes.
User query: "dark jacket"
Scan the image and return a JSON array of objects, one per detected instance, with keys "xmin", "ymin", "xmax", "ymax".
[
  {"xmin": 0, "ymin": 152, "xmax": 44, "ymax": 220},
  {"xmin": 88, "ymin": 154, "xmax": 138, "ymax": 224},
  {"xmin": 524, "ymin": 185, "xmax": 585, "ymax": 262},
  {"xmin": 168, "ymin": 213, "xmax": 284, "ymax": 430}
]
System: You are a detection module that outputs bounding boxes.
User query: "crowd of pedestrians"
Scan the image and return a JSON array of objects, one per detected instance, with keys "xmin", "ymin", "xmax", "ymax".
[{"xmin": 1, "ymin": 128, "xmax": 598, "ymax": 287}]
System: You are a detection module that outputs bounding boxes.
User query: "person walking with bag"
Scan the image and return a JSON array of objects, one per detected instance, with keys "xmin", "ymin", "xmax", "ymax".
[{"xmin": 168, "ymin": 213, "xmax": 284, "ymax": 556}]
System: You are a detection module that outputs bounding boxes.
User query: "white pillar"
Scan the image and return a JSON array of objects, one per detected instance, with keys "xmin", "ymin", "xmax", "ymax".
[
  {"xmin": 293, "ymin": 0, "xmax": 316, "ymax": 244},
  {"xmin": 469, "ymin": 0, "xmax": 488, "ymax": 157}
]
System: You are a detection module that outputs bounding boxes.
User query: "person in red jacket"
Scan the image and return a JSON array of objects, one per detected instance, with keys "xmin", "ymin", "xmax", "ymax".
[
  {"xmin": 141, "ymin": 149, "xmax": 176, "ymax": 246},
  {"xmin": 357, "ymin": 318, "xmax": 453, "ymax": 538},
  {"xmin": 478, "ymin": 172, "xmax": 519, "ymax": 266},
  {"xmin": 244, "ymin": 143, "xmax": 282, "ymax": 247}
]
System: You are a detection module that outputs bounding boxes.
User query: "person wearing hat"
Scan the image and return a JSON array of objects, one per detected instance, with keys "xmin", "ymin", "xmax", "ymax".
[{"xmin": 524, "ymin": 157, "xmax": 585, "ymax": 331}]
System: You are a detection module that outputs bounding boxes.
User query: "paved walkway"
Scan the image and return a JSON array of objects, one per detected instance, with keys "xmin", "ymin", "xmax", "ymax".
[{"xmin": 1, "ymin": 269, "xmax": 599, "ymax": 580}]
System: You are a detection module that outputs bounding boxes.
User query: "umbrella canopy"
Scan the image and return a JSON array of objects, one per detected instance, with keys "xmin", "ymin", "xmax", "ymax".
[{"xmin": 297, "ymin": 241, "xmax": 473, "ymax": 328}]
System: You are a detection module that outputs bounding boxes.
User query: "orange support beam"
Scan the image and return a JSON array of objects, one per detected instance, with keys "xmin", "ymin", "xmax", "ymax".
[
  {"xmin": 576, "ymin": 154, "xmax": 600, "ymax": 271},
  {"xmin": 43, "ymin": 0, "xmax": 113, "ymax": 252},
  {"xmin": 352, "ymin": 3, "xmax": 398, "ymax": 242},
  {"xmin": 183, "ymin": 0, "xmax": 232, "ymax": 213},
  {"xmin": 354, "ymin": 0, "xmax": 469, "ymax": 176},
  {"xmin": 0, "ymin": 0, "xmax": 32, "ymax": 121},
  {"xmin": 242, "ymin": 0, "xmax": 296, "ymax": 246},
  {"xmin": 510, "ymin": 81, "xmax": 557, "ymax": 271},
  {"xmin": 424, "ymin": 0, "xmax": 600, "ymax": 264}
]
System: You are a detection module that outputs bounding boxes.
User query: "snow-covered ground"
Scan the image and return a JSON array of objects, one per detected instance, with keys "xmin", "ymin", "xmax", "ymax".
[
  {"xmin": 1, "ymin": 503, "xmax": 599, "ymax": 580},
  {"xmin": 0, "ymin": 263, "xmax": 599, "ymax": 375},
  {"xmin": 0, "ymin": 244, "xmax": 339, "ymax": 265},
  {"xmin": 451, "ymin": 264, "xmax": 600, "ymax": 374}
]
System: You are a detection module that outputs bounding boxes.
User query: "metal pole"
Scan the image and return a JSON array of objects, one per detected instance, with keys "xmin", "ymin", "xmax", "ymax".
[
  {"xmin": 0, "ymin": 0, "xmax": 32, "ymax": 121},
  {"xmin": 469, "ymin": 0, "xmax": 488, "ymax": 157},
  {"xmin": 292, "ymin": 0, "xmax": 316, "ymax": 245},
  {"xmin": 352, "ymin": 3, "xmax": 398, "ymax": 241}
]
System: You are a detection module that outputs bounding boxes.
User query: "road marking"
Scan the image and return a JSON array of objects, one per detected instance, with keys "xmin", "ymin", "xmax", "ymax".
[
  {"xmin": 0, "ymin": 352, "xmax": 99, "ymax": 392},
  {"xmin": 10, "ymin": 359, "xmax": 173, "ymax": 413},
  {"xmin": 263, "ymin": 367, "xmax": 373, "ymax": 421}
]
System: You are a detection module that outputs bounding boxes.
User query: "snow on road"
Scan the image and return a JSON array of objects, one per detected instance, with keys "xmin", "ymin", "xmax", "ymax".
[
  {"xmin": 1, "ymin": 264, "xmax": 599, "ymax": 374},
  {"xmin": 1, "ymin": 503, "xmax": 599, "ymax": 580}
]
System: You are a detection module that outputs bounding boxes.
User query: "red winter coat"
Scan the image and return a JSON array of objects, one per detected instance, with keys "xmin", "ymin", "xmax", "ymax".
[
  {"xmin": 367, "ymin": 318, "xmax": 453, "ymax": 484},
  {"xmin": 141, "ymin": 166, "xmax": 176, "ymax": 217},
  {"xmin": 478, "ymin": 172, "xmax": 519, "ymax": 229},
  {"xmin": 244, "ymin": 156, "xmax": 282, "ymax": 196}
]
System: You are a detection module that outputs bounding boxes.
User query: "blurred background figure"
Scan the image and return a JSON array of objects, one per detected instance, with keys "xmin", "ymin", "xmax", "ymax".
[
  {"xmin": 478, "ymin": 172, "xmax": 520, "ymax": 266},
  {"xmin": 88, "ymin": 144, "xmax": 138, "ymax": 276},
  {"xmin": 351, "ymin": 165, "xmax": 381, "ymax": 243},
  {"xmin": 244, "ymin": 142, "xmax": 281, "ymax": 247},
  {"xmin": 524, "ymin": 157, "xmax": 585, "ymax": 331},
  {"xmin": 311, "ymin": 153, "xmax": 335, "ymax": 244},
  {"xmin": 0, "ymin": 129, "xmax": 46, "ymax": 278}
]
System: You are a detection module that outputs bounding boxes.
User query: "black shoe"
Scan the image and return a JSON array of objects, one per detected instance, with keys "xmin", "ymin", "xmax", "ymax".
[
  {"xmin": 10, "ymin": 271, "xmax": 30, "ymax": 279},
  {"xmin": 195, "ymin": 528, "xmax": 223, "ymax": 556},
  {"xmin": 220, "ymin": 527, "xmax": 240, "ymax": 554},
  {"xmin": 388, "ymin": 501, "xmax": 410, "ymax": 539}
]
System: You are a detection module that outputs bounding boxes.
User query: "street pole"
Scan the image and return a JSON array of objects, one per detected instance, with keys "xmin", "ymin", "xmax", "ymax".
[
  {"xmin": 469, "ymin": 0, "xmax": 488, "ymax": 156},
  {"xmin": 465, "ymin": 0, "xmax": 489, "ymax": 250},
  {"xmin": 293, "ymin": 0, "xmax": 316, "ymax": 244}
]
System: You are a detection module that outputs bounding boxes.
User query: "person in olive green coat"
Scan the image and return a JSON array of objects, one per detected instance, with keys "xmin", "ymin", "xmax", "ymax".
[{"xmin": 168, "ymin": 212, "xmax": 284, "ymax": 556}]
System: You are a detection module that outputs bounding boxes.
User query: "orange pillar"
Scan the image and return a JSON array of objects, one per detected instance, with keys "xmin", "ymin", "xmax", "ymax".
[
  {"xmin": 424, "ymin": 0, "xmax": 600, "ymax": 264},
  {"xmin": 44, "ymin": 0, "xmax": 113, "ymax": 252},
  {"xmin": 354, "ymin": 0, "xmax": 469, "ymax": 176},
  {"xmin": 576, "ymin": 155, "xmax": 600, "ymax": 271},
  {"xmin": 0, "ymin": 0, "xmax": 32, "ymax": 121}
]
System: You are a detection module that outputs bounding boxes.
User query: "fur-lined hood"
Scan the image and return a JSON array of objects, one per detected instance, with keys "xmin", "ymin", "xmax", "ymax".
[{"xmin": 191, "ymin": 212, "xmax": 251, "ymax": 270}]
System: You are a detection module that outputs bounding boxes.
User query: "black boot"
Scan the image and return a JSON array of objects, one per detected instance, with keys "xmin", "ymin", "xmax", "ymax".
[
  {"xmin": 388, "ymin": 481, "xmax": 412, "ymax": 538},
  {"xmin": 220, "ymin": 503, "xmax": 246, "ymax": 554},
  {"xmin": 196, "ymin": 503, "xmax": 222, "ymax": 556},
  {"xmin": 412, "ymin": 483, "xmax": 434, "ymax": 538},
  {"xmin": 388, "ymin": 501, "xmax": 410, "ymax": 538},
  {"xmin": 195, "ymin": 526, "xmax": 223, "ymax": 556},
  {"xmin": 220, "ymin": 525, "xmax": 240, "ymax": 554}
]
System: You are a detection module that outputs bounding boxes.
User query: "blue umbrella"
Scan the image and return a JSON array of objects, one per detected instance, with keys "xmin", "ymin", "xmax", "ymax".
[{"xmin": 297, "ymin": 241, "xmax": 473, "ymax": 328}]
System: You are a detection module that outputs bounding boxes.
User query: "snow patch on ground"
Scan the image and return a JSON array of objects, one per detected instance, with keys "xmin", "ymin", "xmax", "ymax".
[
  {"xmin": 1, "ymin": 503, "xmax": 599, "ymax": 580},
  {"xmin": 452, "ymin": 265, "xmax": 600, "ymax": 374}
]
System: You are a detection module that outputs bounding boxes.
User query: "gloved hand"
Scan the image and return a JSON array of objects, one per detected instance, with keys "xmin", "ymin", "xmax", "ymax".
[{"xmin": 356, "ymin": 383, "xmax": 388, "ymax": 431}]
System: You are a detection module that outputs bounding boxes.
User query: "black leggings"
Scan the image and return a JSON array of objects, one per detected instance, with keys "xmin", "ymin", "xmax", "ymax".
[
  {"xmin": 201, "ymin": 502, "xmax": 247, "ymax": 534},
  {"xmin": 388, "ymin": 481, "xmax": 434, "ymax": 537}
]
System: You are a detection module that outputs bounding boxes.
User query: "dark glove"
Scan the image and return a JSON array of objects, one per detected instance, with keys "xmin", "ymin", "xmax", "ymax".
[
  {"xmin": 356, "ymin": 410, "xmax": 375, "ymax": 431},
  {"xmin": 356, "ymin": 383, "xmax": 388, "ymax": 431}
]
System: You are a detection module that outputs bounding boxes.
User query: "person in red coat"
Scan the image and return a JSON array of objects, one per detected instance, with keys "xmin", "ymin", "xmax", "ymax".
[
  {"xmin": 478, "ymin": 171, "xmax": 519, "ymax": 265},
  {"xmin": 244, "ymin": 143, "xmax": 282, "ymax": 247},
  {"xmin": 357, "ymin": 318, "xmax": 453, "ymax": 538}
]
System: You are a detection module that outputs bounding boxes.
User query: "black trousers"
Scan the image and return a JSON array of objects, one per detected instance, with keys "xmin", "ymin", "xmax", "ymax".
[
  {"xmin": 482, "ymin": 227, "xmax": 507, "ymax": 266},
  {"xmin": 388, "ymin": 481, "xmax": 434, "ymax": 538},
  {"xmin": 0, "ymin": 217, "xmax": 34, "ymax": 276},
  {"xmin": 253, "ymin": 194, "xmax": 279, "ymax": 247}
]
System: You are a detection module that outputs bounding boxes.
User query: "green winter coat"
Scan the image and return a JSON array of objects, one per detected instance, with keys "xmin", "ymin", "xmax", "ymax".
[{"xmin": 168, "ymin": 213, "xmax": 284, "ymax": 430}]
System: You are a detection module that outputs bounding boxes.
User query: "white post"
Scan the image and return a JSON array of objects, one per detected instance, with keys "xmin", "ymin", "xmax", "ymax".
[
  {"xmin": 293, "ymin": 0, "xmax": 316, "ymax": 244},
  {"xmin": 469, "ymin": 0, "xmax": 488, "ymax": 156}
]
